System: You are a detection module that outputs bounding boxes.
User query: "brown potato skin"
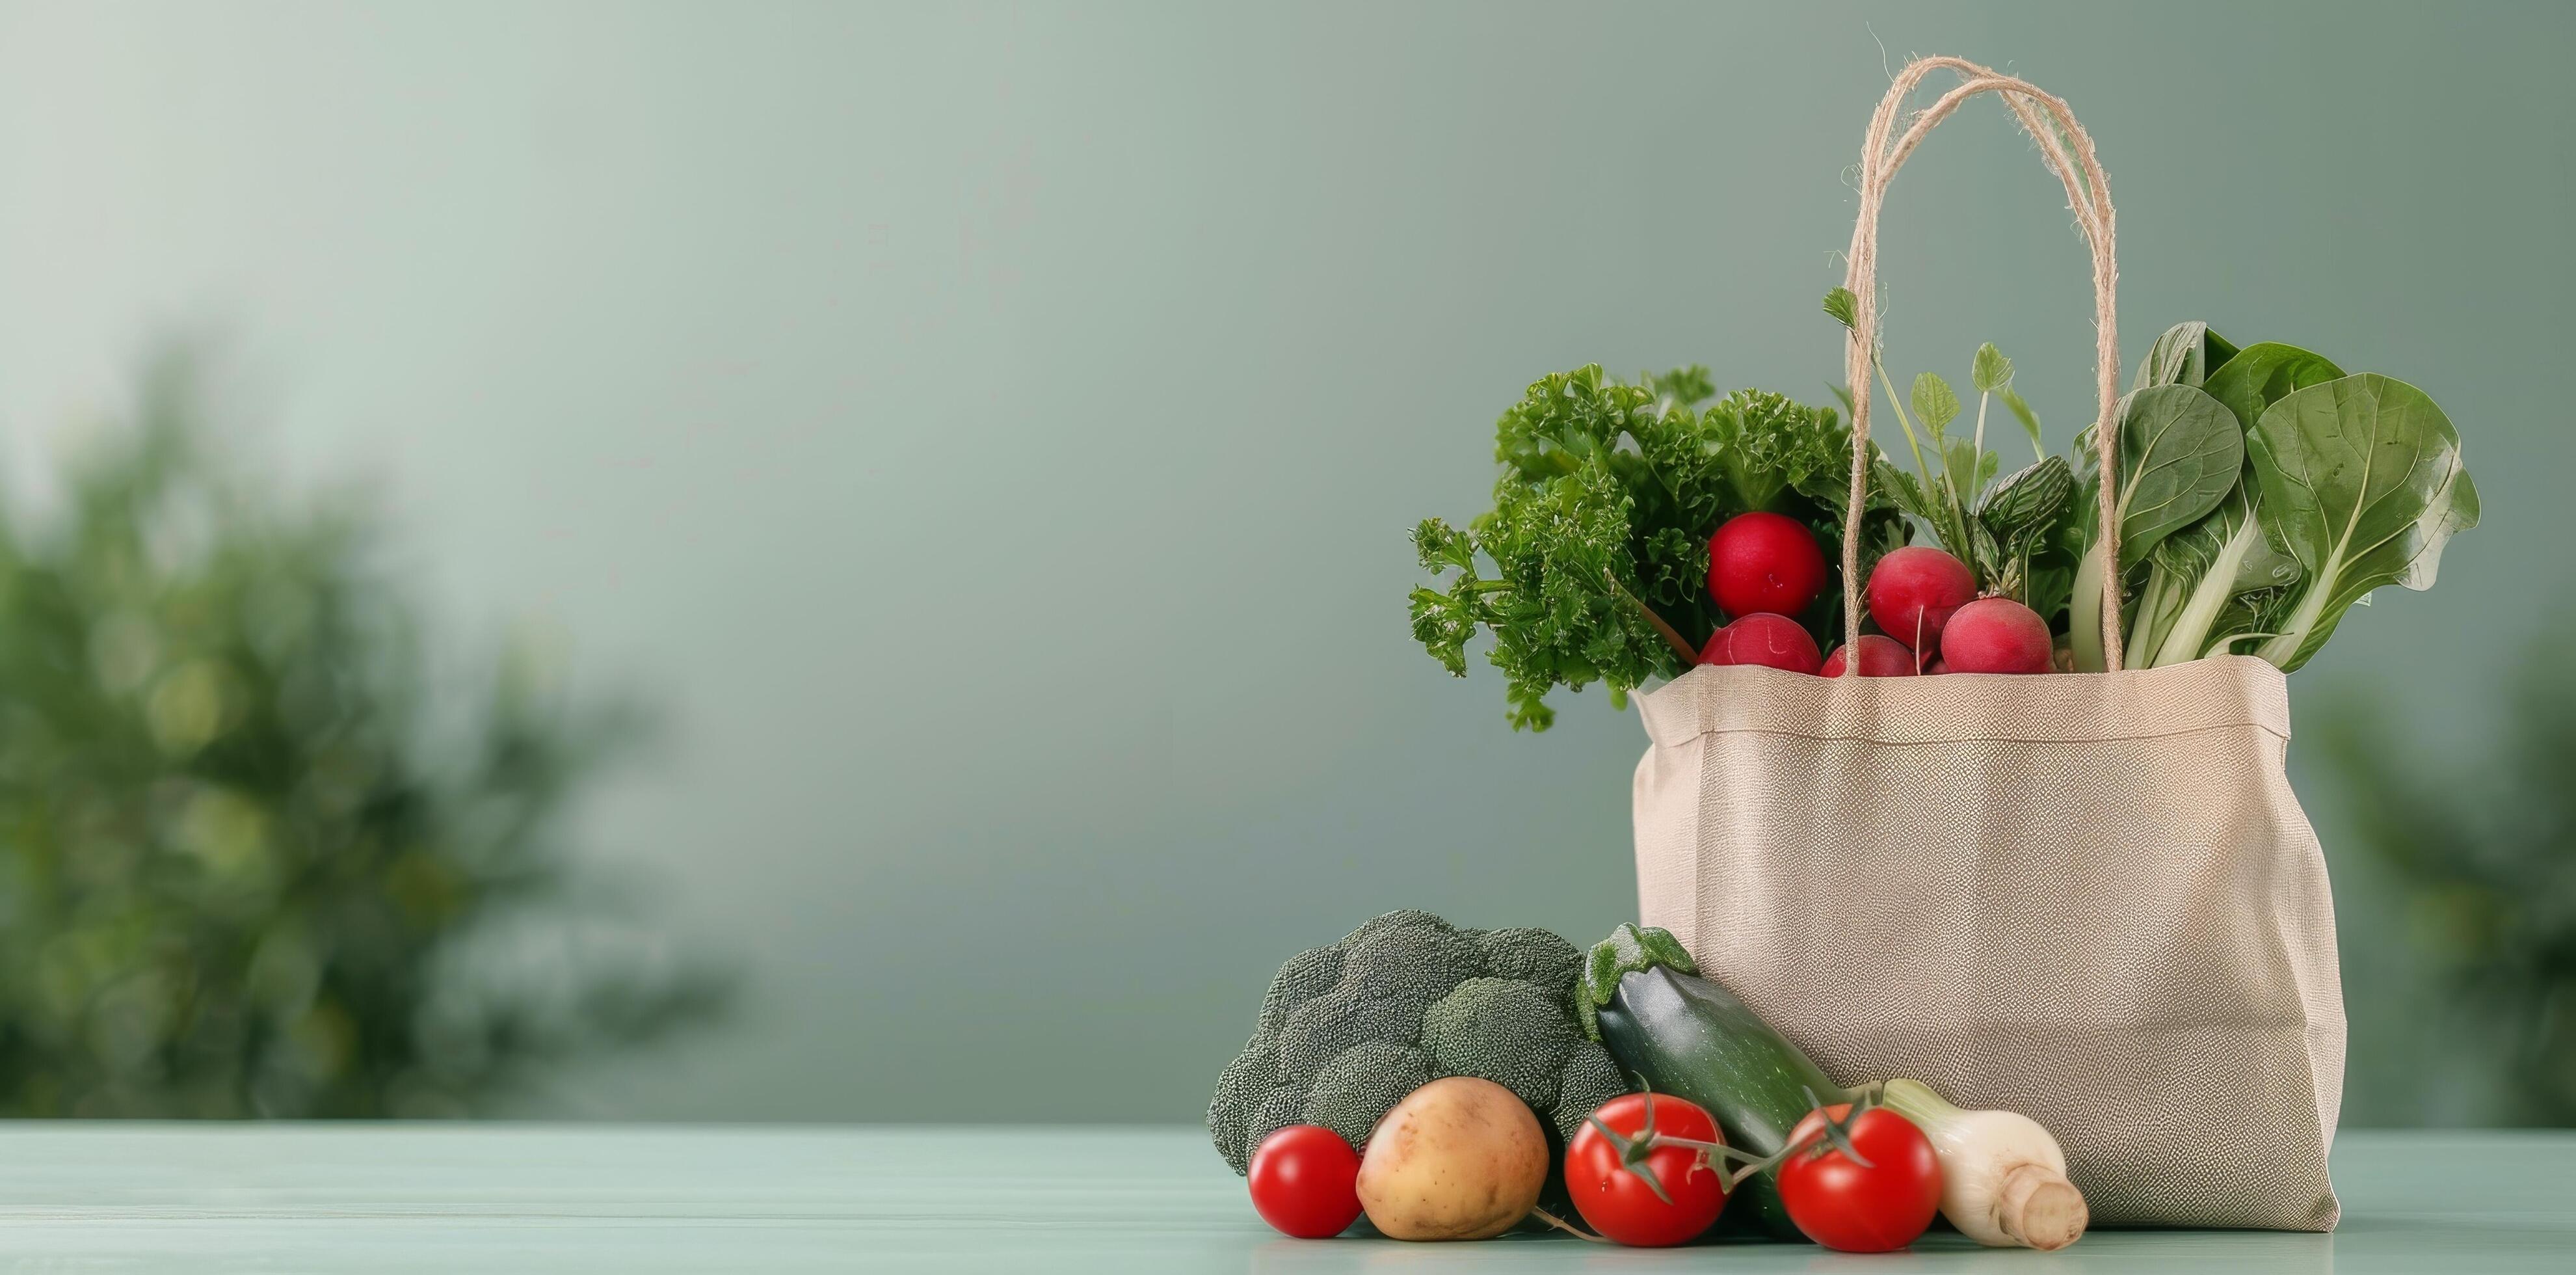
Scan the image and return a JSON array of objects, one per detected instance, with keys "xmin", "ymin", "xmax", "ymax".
[{"xmin": 1354, "ymin": 1077, "xmax": 1548, "ymax": 1241}]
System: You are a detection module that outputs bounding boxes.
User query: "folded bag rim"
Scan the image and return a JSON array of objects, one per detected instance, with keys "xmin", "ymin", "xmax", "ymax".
[{"xmin": 1637, "ymin": 653, "xmax": 2292, "ymax": 749}]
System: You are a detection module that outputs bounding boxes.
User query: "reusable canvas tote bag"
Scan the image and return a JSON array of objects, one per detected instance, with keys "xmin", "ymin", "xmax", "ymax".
[{"xmin": 1632, "ymin": 59, "xmax": 2343, "ymax": 1230}]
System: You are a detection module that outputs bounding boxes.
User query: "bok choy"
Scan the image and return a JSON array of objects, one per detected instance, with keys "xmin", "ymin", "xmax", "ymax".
[{"xmin": 2076, "ymin": 323, "xmax": 2478, "ymax": 672}]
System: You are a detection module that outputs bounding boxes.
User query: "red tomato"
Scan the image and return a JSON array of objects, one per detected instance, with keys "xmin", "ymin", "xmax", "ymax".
[
  {"xmin": 1776, "ymin": 1104, "xmax": 1943, "ymax": 1252},
  {"xmin": 1564, "ymin": 1094, "xmax": 1730, "ymax": 1246},
  {"xmin": 1247, "ymin": 1125, "xmax": 1362, "ymax": 1239}
]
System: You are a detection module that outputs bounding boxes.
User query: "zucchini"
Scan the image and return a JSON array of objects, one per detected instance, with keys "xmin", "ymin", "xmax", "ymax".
[{"xmin": 1576, "ymin": 924, "xmax": 1849, "ymax": 1240}]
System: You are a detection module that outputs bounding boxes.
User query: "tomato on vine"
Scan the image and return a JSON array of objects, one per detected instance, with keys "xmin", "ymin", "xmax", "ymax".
[
  {"xmin": 1563, "ymin": 1093, "xmax": 1732, "ymax": 1246},
  {"xmin": 1776, "ymin": 1101, "xmax": 1943, "ymax": 1252}
]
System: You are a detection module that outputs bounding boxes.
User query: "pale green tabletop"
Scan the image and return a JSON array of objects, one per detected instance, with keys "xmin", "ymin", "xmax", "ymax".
[{"xmin": 0, "ymin": 1125, "xmax": 2563, "ymax": 1271}]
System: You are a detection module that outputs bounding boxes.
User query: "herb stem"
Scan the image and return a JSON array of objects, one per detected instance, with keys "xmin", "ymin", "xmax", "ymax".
[
  {"xmin": 1605, "ymin": 571, "xmax": 1701, "ymax": 666},
  {"xmin": 1973, "ymin": 390, "xmax": 1991, "ymax": 482},
  {"xmin": 1872, "ymin": 354, "xmax": 1937, "ymax": 494}
]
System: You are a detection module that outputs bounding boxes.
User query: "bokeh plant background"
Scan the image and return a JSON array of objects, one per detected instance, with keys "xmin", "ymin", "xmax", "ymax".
[
  {"xmin": 0, "ymin": 351, "xmax": 724, "ymax": 1116},
  {"xmin": 0, "ymin": 2, "xmax": 2565, "ymax": 1125}
]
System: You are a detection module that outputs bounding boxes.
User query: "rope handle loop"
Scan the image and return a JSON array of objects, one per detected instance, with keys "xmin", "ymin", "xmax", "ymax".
[{"xmin": 1835, "ymin": 57, "xmax": 2125, "ymax": 670}]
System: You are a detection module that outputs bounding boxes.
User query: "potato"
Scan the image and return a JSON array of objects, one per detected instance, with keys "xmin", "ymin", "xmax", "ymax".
[{"xmin": 1355, "ymin": 1076, "xmax": 1548, "ymax": 1241}]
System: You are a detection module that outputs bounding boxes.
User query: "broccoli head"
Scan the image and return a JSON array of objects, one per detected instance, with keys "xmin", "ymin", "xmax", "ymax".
[{"xmin": 1206, "ymin": 909, "xmax": 1631, "ymax": 1174}]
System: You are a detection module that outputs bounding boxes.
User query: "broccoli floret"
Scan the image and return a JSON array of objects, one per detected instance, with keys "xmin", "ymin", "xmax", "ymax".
[
  {"xmin": 1476, "ymin": 927, "xmax": 1586, "ymax": 1013},
  {"xmin": 1205, "ymin": 1041, "xmax": 1277, "ymax": 1167},
  {"xmin": 1302, "ymin": 1041, "xmax": 1431, "ymax": 1149},
  {"xmin": 1550, "ymin": 1040, "xmax": 1632, "ymax": 1145},
  {"xmin": 1255, "ymin": 944, "xmax": 1345, "ymax": 1037},
  {"xmin": 1205, "ymin": 910, "xmax": 1630, "ymax": 1175},
  {"xmin": 1338, "ymin": 923, "xmax": 1487, "ymax": 1005},
  {"xmin": 1278, "ymin": 987, "xmax": 1424, "ymax": 1077},
  {"xmin": 1421, "ymin": 977, "xmax": 1578, "ymax": 1108},
  {"xmin": 1251, "ymin": 1084, "xmax": 1307, "ymax": 1149}
]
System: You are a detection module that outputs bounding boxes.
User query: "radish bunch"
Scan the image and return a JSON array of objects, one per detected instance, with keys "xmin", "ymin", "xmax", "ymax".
[{"xmin": 1695, "ymin": 513, "xmax": 2052, "ymax": 678}]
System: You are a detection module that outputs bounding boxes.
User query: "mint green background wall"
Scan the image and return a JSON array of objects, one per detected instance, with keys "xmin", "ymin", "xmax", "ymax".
[{"xmin": 0, "ymin": 1, "xmax": 2562, "ymax": 1123}]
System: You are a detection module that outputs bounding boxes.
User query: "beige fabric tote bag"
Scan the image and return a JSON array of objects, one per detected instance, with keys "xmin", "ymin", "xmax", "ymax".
[{"xmin": 1632, "ymin": 59, "xmax": 2343, "ymax": 1231}]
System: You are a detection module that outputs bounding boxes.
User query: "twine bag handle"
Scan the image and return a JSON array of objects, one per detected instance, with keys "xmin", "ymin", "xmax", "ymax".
[{"xmin": 1835, "ymin": 57, "xmax": 2127, "ymax": 670}]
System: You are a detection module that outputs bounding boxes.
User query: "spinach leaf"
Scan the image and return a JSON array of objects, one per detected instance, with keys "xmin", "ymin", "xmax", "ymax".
[
  {"xmin": 2202, "ymin": 342, "xmax": 2344, "ymax": 433},
  {"xmin": 2069, "ymin": 382, "xmax": 2242, "ymax": 669},
  {"xmin": 2248, "ymin": 373, "xmax": 2480, "ymax": 671},
  {"xmin": 2106, "ymin": 383, "xmax": 2244, "ymax": 569},
  {"xmin": 2131, "ymin": 321, "xmax": 2242, "ymax": 392}
]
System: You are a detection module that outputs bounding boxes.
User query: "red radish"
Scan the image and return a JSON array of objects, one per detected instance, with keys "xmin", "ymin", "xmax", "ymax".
[
  {"xmin": 1939, "ymin": 598, "xmax": 2053, "ymax": 673},
  {"xmin": 1708, "ymin": 512, "xmax": 1826, "ymax": 621},
  {"xmin": 1865, "ymin": 547, "xmax": 1976, "ymax": 655},
  {"xmin": 1702, "ymin": 613, "xmax": 1822, "ymax": 675},
  {"xmin": 1922, "ymin": 659, "xmax": 1951, "ymax": 674},
  {"xmin": 1820, "ymin": 634, "xmax": 1920, "ymax": 678}
]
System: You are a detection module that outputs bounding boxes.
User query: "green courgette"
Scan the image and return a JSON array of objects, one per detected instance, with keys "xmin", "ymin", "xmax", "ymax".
[{"xmin": 1576, "ymin": 923, "xmax": 1849, "ymax": 1240}]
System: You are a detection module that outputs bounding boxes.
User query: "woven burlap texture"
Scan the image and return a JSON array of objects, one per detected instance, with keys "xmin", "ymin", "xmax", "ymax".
[{"xmin": 1632, "ymin": 656, "xmax": 2343, "ymax": 1230}]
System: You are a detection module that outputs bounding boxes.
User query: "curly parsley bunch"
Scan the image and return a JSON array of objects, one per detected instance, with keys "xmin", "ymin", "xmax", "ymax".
[{"xmin": 1410, "ymin": 366, "xmax": 1903, "ymax": 731}]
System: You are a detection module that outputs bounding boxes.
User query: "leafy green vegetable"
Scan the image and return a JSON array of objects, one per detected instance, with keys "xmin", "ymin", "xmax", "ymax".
[
  {"xmin": 2071, "ymin": 382, "xmax": 2244, "ymax": 671},
  {"xmin": 1822, "ymin": 286, "xmax": 1859, "ymax": 329},
  {"xmin": 1977, "ymin": 455, "xmax": 2075, "ymax": 607},
  {"xmin": 2080, "ymin": 323, "xmax": 2477, "ymax": 673},
  {"xmin": 2000, "ymin": 386, "xmax": 2043, "ymax": 460},
  {"xmin": 1700, "ymin": 388, "xmax": 1859, "ymax": 518},
  {"xmin": 2244, "ymin": 374, "xmax": 2480, "ymax": 670},
  {"xmin": 1972, "ymin": 343, "xmax": 2012, "ymax": 395},
  {"xmin": 2108, "ymin": 384, "xmax": 2248, "ymax": 567},
  {"xmin": 1409, "ymin": 369, "xmax": 1679, "ymax": 731},
  {"xmin": 1944, "ymin": 438, "xmax": 1998, "ymax": 504},
  {"xmin": 1872, "ymin": 457, "xmax": 1937, "ymax": 525},
  {"xmin": 2128, "ymin": 483, "xmax": 2301, "ymax": 665},
  {"xmin": 1826, "ymin": 300, "xmax": 2036, "ymax": 581},
  {"xmin": 1969, "ymin": 341, "xmax": 2045, "ymax": 465},
  {"xmin": 1912, "ymin": 372, "xmax": 1962, "ymax": 435},
  {"xmin": 1419, "ymin": 309, "xmax": 2476, "ymax": 699},
  {"xmin": 1979, "ymin": 455, "xmax": 2075, "ymax": 539},
  {"xmin": 2201, "ymin": 342, "xmax": 2344, "ymax": 433},
  {"xmin": 2131, "ymin": 320, "xmax": 2239, "ymax": 392},
  {"xmin": 1410, "ymin": 366, "xmax": 1898, "ymax": 729}
]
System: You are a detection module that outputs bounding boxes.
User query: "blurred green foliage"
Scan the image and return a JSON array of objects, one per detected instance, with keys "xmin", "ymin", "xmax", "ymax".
[
  {"xmin": 2317, "ymin": 625, "xmax": 2576, "ymax": 1125},
  {"xmin": 0, "ymin": 351, "xmax": 726, "ymax": 1117}
]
